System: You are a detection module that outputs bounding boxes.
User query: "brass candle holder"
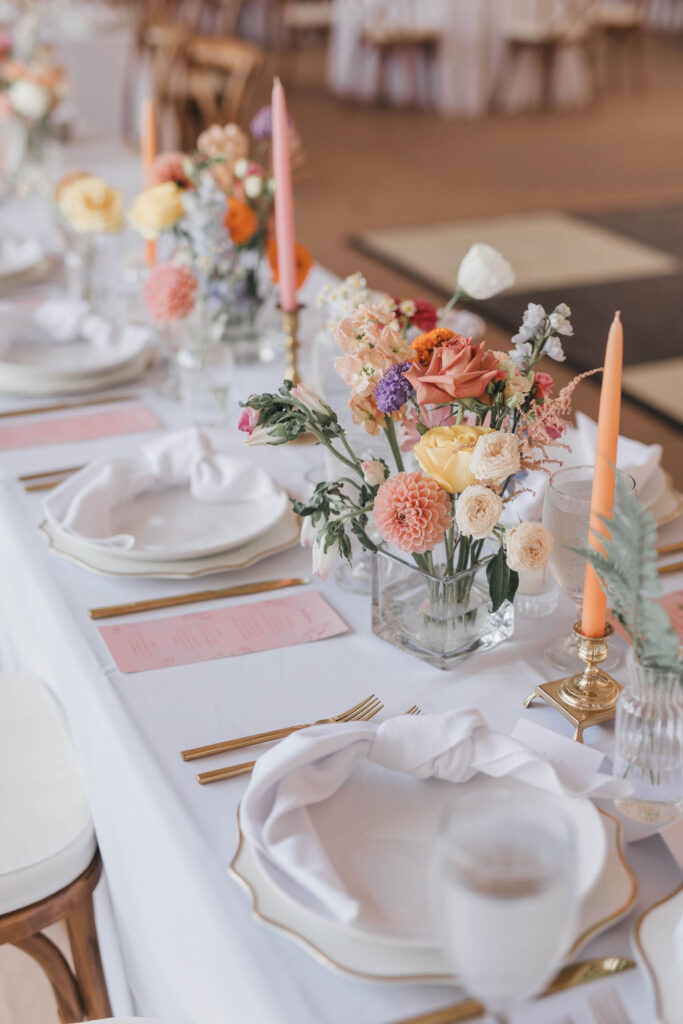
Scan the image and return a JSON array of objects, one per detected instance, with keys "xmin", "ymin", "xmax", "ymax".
[
  {"xmin": 524, "ymin": 622, "xmax": 622, "ymax": 742},
  {"xmin": 281, "ymin": 305, "xmax": 302, "ymax": 385}
]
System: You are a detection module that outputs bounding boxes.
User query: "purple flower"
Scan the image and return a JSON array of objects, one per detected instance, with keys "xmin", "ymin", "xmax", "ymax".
[
  {"xmin": 250, "ymin": 105, "xmax": 294, "ymax": 141},
  {"xmin": 374, "ymin": 362, "xmax": 413, "ymax": 415}
]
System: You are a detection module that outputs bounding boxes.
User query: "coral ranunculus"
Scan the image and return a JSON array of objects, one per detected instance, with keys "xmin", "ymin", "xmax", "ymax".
[
  {"xmin": 224, "ymin": 197, "xmax": 258, "ymax": 244},
  {"xmin": 373, "ymin": 471, "xmax": 452, "ymax": 554},
  {"xmin": 404, "ymin": 334, "xmax": 501, "ymax": 404},
  {"xmin": 268, "ymin": 239, "xmax": 313, "ymax": 289}
]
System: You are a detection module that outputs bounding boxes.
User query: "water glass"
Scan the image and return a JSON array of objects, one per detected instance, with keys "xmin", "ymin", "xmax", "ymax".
[{"xmin": 432, "ymin": 786, "xmax": 578, "ymax": 1022}]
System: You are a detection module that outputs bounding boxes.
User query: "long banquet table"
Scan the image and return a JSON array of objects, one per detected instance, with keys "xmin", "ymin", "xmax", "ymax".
[{"xmin": 0, "ymin": 146, "xmax": 681, "ymax": 1024}]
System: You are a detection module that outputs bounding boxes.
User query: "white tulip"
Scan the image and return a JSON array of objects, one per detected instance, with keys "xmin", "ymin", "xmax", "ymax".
[
  {"xmin": 311, "ymin": 535, "xmax": 337, "ymax": 579},
  {"xmin": 457, "ymin": 244, "xmax": 515, "ymax": 300},
  {"xmin": 9, "ymin": 80, "xmax": 51, "ymax": 120}
]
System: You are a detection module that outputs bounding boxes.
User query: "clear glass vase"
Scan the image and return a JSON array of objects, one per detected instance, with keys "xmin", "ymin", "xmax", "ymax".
[
  {"xmin": 219, "ymin": 248, "xmax": 275, "ymax": 364},
  {"xmin": 1, "ymin": 117, "xmax": 64, "ymax": 199},
  {"xmin": 178, "ymin": 313, "xmax": 234, "ymax": 427},
  {"xmin": 613, "ymin": 652, "xmax": 683, "ymax": 826},
  {"xmin": 372, "ymin": 546, "xmax": 515, "ymax": 670}
]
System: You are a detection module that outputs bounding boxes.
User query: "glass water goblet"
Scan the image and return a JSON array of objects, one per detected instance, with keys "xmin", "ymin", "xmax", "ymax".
[
  {"xmin": 541, "ymin": 465, "xmax": 634, "ymax": 673},
  {"xmin": 431, "ymin": 787, "xmax": 578, "ymax": 1023}
]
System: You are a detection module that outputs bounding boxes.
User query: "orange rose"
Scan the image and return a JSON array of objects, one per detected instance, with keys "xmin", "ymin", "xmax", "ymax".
[
  {"xmin": 224, "ymin": 198, "xmax": 258, "ymax": 244},
  {"xmin": 268, "ymin": 239, "xmax": 313, "ymax": 289},
  {"xmin": 404, "ymin": 335, "xmax": 501, "ymax": 404}
]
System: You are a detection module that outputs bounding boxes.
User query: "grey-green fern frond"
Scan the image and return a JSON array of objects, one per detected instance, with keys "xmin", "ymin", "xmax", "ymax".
[{"xmin": 577, "ymin": 473, "xmax": 682, "ymax": 677}]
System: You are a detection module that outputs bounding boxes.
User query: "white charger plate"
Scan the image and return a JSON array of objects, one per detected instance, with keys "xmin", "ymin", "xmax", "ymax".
[
  {"xmin": 633, "ymin": 884, "xmax": 683, "ymax": 1024},
  {"xmin": 0, "ymin": 346, "xmax": 154, "ymax": 397},
  {"xmin": 40, "ymin": 507, "xmax": 301, "ymax": 579},
  {"xmin": 231, "ymin": 773, "xmax": 637, "ymax": 984}
]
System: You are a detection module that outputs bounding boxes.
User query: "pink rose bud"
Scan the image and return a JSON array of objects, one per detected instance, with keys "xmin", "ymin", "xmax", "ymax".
[
  {"xmin": 238, "ymin": 407, "xmax": 259, "ymax": 434},
  {"xmin": 533, "ymin": 371, "xmax": 554, "ymax": 399},
  {"xmin": 361, "ymin": 460, "xmax": 387, "ymax": 487}
]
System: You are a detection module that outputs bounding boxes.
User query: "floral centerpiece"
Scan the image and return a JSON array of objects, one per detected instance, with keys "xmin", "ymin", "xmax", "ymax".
[
  {"xmin": 581, "ymin": 474, "xmax": 682, "ymax": 823},
  {"xmin": 239, "ymin": 246, "xmax": 581, "ymax": 669},
  {"xmin": 129, "ymin": 108, "xmax": 310, "ymax": 361},
  {"xmin": 55, "ymin": 172, "xmax": 124, "ymax": 312},
  {"xmin": 0, "ymin": 10, "xmax": 69, "ymax": 192}
]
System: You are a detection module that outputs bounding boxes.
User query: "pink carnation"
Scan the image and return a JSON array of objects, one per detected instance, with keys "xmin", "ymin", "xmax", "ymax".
[
  {"xmin": 152, "ymin": 152, "xmax": 192, "ymax": 189},
  {"xmin": 373, "ymin": 471, "xmax": 452, "ymax": 554},
  {"xmin": 143, "ymin": 264, "xmax": 197, "ymax": 323}
]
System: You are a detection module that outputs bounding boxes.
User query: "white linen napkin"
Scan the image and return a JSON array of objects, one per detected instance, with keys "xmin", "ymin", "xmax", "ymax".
[
  {"xmin": 0, "ymin": 299, "xmax": 150, "ymax": 355},
  {"xmin": 504, "ymin": 411, "xmax": 663, "ymax": 524},
  {"xmin": 44, "ymin": 427, "xmax": 282, "ymax": 549},
  {"xmin": 240, "ymin": 708, "xmax": 629, "ymax": 924}
]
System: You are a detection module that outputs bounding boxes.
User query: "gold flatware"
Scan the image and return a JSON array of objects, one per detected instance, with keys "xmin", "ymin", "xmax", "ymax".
[
  {"xmin": 18, "ymin": 464, "xmax": 84, "ymax": 482},
  {"xmin": 385, "ymin": 957, "xmax": 635, "ymax": 1024},
  {"xmin": 658, "ymin": 559, "xmax": 683, "ymax": 576},
  {"xmin": 0, "ymin": 394, "xmax": 135, "ymax": 420},
  {"xmin": 196, "ymin": 697, "xmax": 386, "ymax": 784},
  {"xmin": 183, "ymin": 693, "xmax": 380, "ymax": 761},
  {"xmin": 25, "ymin": 474, "xmax": 80, "ymax": 493},
  {"xmin": 657, "ymin": 540, "xmax": 683, "ymax": 557},
  {"xmin": 89, "ymin": 577, "xmax": 311, "ymax": 621}
]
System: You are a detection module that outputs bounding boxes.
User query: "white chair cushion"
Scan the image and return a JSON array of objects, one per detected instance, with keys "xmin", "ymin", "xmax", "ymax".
[{"xmin": 0, "ymin": 672, "xmax": 96, "ymax": 915}]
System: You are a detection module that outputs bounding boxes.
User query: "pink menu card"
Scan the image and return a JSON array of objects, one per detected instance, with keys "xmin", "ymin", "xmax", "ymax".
[
  {"xmin": 0, "ymin": 402, "xmax": 161, "ymax": 451},
  {"xmin": 100, "ymin": 591, "xmax": 350, "ymax": 674},
  {"xmin": 609, "ymin": 591, "xmax": 683, "ymax": 644}
]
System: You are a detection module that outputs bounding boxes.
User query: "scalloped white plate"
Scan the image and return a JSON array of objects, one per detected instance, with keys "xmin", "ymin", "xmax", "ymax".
[{"xmin": 633, "ymin": 883, "xmax": 683, "ymax": 1024}]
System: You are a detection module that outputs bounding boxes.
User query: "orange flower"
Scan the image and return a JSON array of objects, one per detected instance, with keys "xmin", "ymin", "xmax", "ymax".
[
  {"xmin": 411, "ymin": 327, "xmax": 456, "ymax": 368},
  {"xmin": 268, "ymin": 239, "xmax": 313, "ymax": 289},
  {"xmin": 224, "ymin": 198, "xmax": 258, "ymax": 244}
]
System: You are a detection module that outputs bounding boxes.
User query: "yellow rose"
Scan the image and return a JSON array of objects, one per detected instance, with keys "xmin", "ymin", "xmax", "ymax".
[
  {"xmin": 413, "ymin": 424, "xmax": 494, "ymax": 494},
  {"xmin": 128, "ymin": 182, "xmax": 185, "ymax": 240},
  {"xmin": 57, "ymin": 175, "xmax": 123, "ymax": 234}
]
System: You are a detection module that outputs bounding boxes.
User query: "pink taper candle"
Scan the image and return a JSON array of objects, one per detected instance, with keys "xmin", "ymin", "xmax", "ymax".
[
  {"xmin": 581, "ymin": 312, "xmax": 623, "ymax": 638},
  {"xmin": 141, "ymin": 98, "xmax": 157, "ymax": 268},
  {"xmin": 272, "ymin": 77, "xmax": 297, "ymax": 311}
]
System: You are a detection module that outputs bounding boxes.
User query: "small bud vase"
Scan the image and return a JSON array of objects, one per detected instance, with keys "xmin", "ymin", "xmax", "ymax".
[{"xmin": 613, "ymin": 651, "xmax": 683, "ymax": 826}]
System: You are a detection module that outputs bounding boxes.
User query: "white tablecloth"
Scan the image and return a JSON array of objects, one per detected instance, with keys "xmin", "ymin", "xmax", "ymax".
[
  {"xmin": 327, "ymin": 0, "xmax": 592, "ymax": 115},
  {"xmin": 0, "ymin": 145, "xmax": 681, "ymax": 1024}
]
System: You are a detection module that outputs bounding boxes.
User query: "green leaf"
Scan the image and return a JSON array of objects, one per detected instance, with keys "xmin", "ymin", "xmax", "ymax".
[{"xmin": 486, "ymin": 546, "xmax": 512, "ymax": 613}]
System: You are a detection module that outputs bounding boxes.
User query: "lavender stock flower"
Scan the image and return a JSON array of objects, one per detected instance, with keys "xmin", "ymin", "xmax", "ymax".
[{"xmin": 374, "ymin": 362, "xmax": 413, "ymax": 414}]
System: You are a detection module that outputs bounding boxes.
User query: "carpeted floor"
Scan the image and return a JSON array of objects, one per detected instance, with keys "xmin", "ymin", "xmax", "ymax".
[{"xmin": 353, "ymin": 205, "xmax": 683, "ymax": 425}]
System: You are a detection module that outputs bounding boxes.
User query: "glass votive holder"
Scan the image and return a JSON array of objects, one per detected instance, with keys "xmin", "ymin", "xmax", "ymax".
[
  {"xmin": 514, "ymin": 565, "xmax": 559, "ymax": 619},
  {"xmin": 178, "ymin": 339, "xmax": 234, "ymax": 427}
]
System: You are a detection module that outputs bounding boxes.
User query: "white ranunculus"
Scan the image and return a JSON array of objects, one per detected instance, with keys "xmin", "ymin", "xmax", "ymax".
[
  {"xmin": 457, "ymin": 244, "xmax": 515, "ymax": 300},
  {"xmin": 470, "ymin": 431, "xmax": 521, "ymax": 486},
  {"xmin": 233, "ymin": 157, "xmax": 248, "ymax": 179},
  {"xmin": 311, "ymin": 535, "xmax": 337, "ymax": 579},
  {"xmin": 505, "ymin": 520, "xmax": 554, "ymax": 571},
  {"xmin": 244, "ymin": 174, "xmax": 262, "ymax": 199},
  {"xmin": 455, "ymin": 485, "xmax": 503, "ymax": 540},
  {"xmin": 9, "ymin": 79, "xmax": 51, "ymax": 120}
]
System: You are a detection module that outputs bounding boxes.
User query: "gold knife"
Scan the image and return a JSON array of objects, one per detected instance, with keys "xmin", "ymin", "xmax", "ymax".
[
  {"xmin": 658, "ymin": 559, "xmax": 683, "ymax": 576},
  {"xmin": 89, "ymin": 577, "xmax": 311, "ymax": 620},
  {"xmin": 386, "ymin": 957, "xmax": 634, "ymax": 1024}
]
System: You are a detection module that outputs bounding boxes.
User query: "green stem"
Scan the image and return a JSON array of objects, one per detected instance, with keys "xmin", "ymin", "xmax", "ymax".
[
  {"xmin": 384, "ymin": 417, "xmax": 405, "ymax": 473},
  {"xmin": 442, "ymin": 287, "xmax": 464, "ymax": 315}
]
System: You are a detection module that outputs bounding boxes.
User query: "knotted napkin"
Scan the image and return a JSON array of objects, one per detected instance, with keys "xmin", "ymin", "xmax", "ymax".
[
  {"xmin": 240, "ymin": 708, "xmax": 629, "ymax": 924},
  {"xmin": 0, "ymin": 298, "xmax": 151, "ymax": 354},
  {"xmin": 44, "ymin": 427, "xmax": 282, "ymax": 549}
]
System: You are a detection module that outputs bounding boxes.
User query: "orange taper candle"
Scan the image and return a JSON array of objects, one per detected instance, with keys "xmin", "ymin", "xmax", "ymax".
[
  {"xmin": 141, "ymin": 98, "xmax": 157, "ymax": 268},
  {"xmin": 581, "ymin": 311, "xmax": 623, "ymax": 638}
]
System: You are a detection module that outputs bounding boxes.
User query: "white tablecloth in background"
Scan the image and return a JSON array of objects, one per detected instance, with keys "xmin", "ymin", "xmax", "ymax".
[
  {"xmin": 0, "ymin": 144, "xmax": 681, "ymax": 1024},
  {"xmin": 327, "ymin": 0, "xmax": 592, "ymax": 115}
]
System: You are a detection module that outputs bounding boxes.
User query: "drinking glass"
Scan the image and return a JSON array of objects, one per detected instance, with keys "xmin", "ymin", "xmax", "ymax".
[
  {"xmin": 432, "ymin": 787, "xmax": 578, "ymax": 1022},
  {"xmin": 541, "ymin": 466, "xmax": 634, "ymax": 672}
]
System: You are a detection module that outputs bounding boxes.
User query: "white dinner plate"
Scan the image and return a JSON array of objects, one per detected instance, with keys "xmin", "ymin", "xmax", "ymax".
[
  {"xmin": 40, "ymin": 507, "xmax": 301, "ymax": 578},
  {"xmin": 0, "ymin": 238, "xmax": 45, "ymax": 280},
  {"xmin": 0, "ymin": 346, "xmax": 154, "ymax": 397},
  {"xmin": 633, "ymin": 884, "xmax": 683, "ymax": 1024},
  {"xmin": 231, "ymin": 775, "xmax": 636, "ymax": 984}
]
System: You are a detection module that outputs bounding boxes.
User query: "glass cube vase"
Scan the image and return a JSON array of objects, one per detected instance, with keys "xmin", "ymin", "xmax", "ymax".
[
  {"xmin": 371, "ymin": 547, "xmax": 515, "ymax": 670},
  {"xmin": 613, "ymin": 652, "xmax": 683, "ymax": 827}
]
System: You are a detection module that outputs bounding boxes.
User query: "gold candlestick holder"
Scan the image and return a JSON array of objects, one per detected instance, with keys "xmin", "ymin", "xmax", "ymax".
[
  {"xmin": 281, "ymin": 305, "xmax": 302, "ymax": 385},
  {"xmin": 524, "ymin": 621, "xmax": 622, "ymax": 742}
]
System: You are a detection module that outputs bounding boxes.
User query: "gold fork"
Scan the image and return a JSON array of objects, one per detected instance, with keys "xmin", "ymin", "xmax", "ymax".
[
  {"xmin": 195, "ymin": 697, "xmax": 388, "ymax": 784},
  {"xmin": 182, "ymin": 693, "xmax": 381, "ymax": 761}
]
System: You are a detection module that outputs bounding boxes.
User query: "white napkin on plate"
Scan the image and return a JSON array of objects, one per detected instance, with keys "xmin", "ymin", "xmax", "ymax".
[
  {"xmin": 504, "ymin": 411, "xmax": 663, "ymax": 524},
  {"xmin": 32, "ymin": 299, "xmax": 114, "ymax": 348},
  {"xmin": 0, "ymin": 237, "xmax": 43, "ymax": 274},
  {"xmin": 44, "ymin": 427, "xmax": 282, "ymax": 549},
  {"xmin": 240, "ymin": 708, "xmax": 629, "ymax": 924}
]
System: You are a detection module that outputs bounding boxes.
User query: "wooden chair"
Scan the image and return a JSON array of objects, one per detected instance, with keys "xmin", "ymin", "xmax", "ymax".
[
  {"xmin": 358, "ymin": 1, "xmax": 440, "ymax": 108},
  {"xmin": 169, "ymin": 34, "xmax": 265, "ymax": 149},
  {"xmin": 278, "ymin": 0, "xmax": 334, "ymax": 47},
  {"xmin": 0, "ymin": 672, "xmax": 110, "ymax": 1023},
  {"xmin": 589, "ymin": 0, "xmax": 648, "ymax": 90},
  {"xmin": 494, "ymin": 0, "xmax": 595, "ymax": 110}
]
